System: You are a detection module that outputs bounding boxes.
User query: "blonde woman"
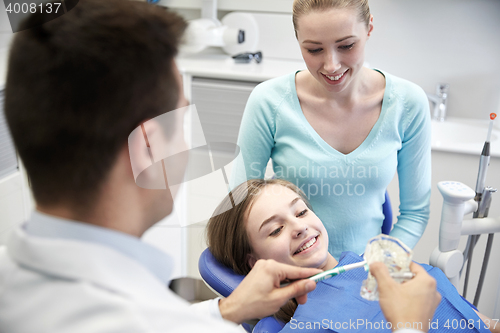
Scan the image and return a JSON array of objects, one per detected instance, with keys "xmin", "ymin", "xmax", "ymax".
[{"xmin": 231, "ymin": 0, "xmax": 431, "ymax": 259}]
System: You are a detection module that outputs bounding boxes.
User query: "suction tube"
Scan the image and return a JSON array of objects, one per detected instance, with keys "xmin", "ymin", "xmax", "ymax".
[{"xmin": 463, "ymin": 113, "xmax": 496, "ymax": 302}]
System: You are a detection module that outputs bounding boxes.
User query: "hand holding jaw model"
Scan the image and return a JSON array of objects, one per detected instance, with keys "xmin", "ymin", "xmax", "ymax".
[{"xmin": 361, "ymin": 235, "xmax": 413, "ymax": 301}]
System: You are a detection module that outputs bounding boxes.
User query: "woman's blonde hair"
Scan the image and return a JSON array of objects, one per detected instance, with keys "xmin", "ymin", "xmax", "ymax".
[
  {"xmin": 292, "ymin": 0, "xmax": 370, "ymax": 34},
  {"xmin": 206, "ymin": 178, "xmax": 312, "ymax": 323}
]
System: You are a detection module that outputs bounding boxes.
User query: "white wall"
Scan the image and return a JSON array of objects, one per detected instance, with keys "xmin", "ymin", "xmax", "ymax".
[{"xmin": 366, "ymin": 0, "xmax": 500, "ymax": 121}]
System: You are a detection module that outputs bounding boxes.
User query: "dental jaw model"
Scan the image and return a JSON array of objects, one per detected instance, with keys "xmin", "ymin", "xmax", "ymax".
[{"xmin": 360, "ymin": 235, "xmax": 413, "ymax": 301}]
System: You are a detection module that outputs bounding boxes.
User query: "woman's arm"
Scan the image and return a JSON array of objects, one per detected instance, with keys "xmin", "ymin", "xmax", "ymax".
[{"xmin": 390, "ymin": 86, "xmax": 432, "ymax": 249}]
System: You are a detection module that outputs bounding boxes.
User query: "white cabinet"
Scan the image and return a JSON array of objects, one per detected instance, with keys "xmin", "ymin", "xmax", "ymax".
[{"xmin": 190, "ymin": 77, "xmax": 258, "ymax": 148}]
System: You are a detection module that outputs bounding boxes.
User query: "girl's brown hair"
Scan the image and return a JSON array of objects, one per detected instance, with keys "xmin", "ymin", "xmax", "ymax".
[
  {"xmin": 206, "ymin": 178, "xmax": 312, "ymax": 323},
  {"xmin": 292, "ymin": 0, "xmax": 371, "ymax": 35}
]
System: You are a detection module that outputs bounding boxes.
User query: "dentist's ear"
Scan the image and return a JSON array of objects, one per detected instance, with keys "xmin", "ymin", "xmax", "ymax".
[{"xmin": 367, "ymin": 15, "xmax": 374, "ymax": 37}]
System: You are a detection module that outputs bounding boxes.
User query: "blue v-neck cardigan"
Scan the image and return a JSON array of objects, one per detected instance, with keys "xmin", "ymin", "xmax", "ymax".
[{"xmin": 230, "ymin": 69, "xmax": 431, "ymax": 259}]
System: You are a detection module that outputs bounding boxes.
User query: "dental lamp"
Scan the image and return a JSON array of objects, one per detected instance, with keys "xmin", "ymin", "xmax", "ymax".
[{"xmin": 180, "ymin": 0, "xmax": 255, "ymax": 54}]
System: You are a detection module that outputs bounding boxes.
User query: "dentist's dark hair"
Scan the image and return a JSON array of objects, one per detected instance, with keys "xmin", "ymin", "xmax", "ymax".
[
  {"xmin": 292, "ymin": 0, "xmax": 371, "ymax": 36},
  {"xmin": 5, "ymin": 0, "xmax": 186, "ymax": 213},
  {"xmin": 206, "ymin": 178, "xmax": 312, "ymax": 324}
]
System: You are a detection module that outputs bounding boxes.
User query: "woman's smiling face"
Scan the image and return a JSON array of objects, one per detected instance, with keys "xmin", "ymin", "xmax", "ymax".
[
  {"xmin": 296, "ymin": 7, "xmax": 373, "ymax": 93},
  {"xmin": 245, "ymin": 184, "xmax": 332, "ymax": 270}
]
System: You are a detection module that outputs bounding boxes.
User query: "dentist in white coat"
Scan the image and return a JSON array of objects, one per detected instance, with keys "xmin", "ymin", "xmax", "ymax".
[{"xmin": 0, "ymin": 0, "xmax": 440, "ymax": 332}]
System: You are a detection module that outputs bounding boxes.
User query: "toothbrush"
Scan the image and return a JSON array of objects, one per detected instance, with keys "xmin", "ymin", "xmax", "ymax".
[
  {"xmin": 307, "ymin": 261, "xmax": 368, "ymax": 283},
  {"xmin": 280, "ymin": 261, "xmax": 368, "ymax": 287},
  {"xmin": 280, "ymin": 262, "xmax": 415, "ymax": 287},
  {"xmin": 307, "ymin": 262, "xmax": 415, "ymax": 283}
]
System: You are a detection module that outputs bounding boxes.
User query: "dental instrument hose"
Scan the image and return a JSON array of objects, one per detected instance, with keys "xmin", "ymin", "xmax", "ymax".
[
  {"xmin": 472, "ymin": 186, "xmax": 496, "ymax": 306},
  {"xmin": 473, "ymin": 233, "xmax": 494, "ymax": 306},
  {"xmin": 463, "ymin": 113, "xmax": 496, "ymax": 304},
  {"xmin": 463, "ymin": 122, "xmax": 490, "ymax": 297}
]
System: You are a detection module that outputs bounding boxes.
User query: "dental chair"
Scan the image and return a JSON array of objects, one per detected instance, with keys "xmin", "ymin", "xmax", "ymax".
[{"xmin": 199, "ymin": 191, "xmax": 393, "ymax": 333}]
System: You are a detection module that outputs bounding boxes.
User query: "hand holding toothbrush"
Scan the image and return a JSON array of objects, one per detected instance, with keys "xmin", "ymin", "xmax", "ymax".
[{"xmin": 220, "ymin": 259, "xmax": 320, "ymax": 324}]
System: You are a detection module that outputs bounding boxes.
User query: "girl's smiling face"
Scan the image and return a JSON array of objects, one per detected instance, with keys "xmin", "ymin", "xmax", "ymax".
[
  {"xmin": 245, "ymin": 184, "xmax": 336, "ymax": 270},
  {"xmin": 296, "ymin": 7, "xmax": 373, "ymax": 94}
]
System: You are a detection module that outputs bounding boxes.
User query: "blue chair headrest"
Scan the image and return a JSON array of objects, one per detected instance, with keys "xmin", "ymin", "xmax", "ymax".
[
  {"xmin": 381, "ymin": 191, "xmax": 393, "ymax": 235},
  {"xmin": 198, "ymin": 248, "xmax": 245, "ymax": 298},
  {"xmin": 198, "ymin": 248, "xmax": 283, "ymax": 333}
]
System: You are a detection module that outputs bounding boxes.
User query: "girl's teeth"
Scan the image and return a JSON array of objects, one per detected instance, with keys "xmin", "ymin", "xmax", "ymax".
[{"xmin": 296, "ymin": 237, "xmax": 317, "ymax": 254}]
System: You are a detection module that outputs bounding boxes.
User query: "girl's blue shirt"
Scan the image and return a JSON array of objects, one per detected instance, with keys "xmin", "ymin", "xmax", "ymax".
[{"xmin": 278, "ymin": 251, "xmax": 486, "ymax": 333}]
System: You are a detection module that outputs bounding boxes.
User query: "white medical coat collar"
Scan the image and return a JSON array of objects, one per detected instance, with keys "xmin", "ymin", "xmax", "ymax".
[{"xmin": 11, "ymin": 211, "xmax": 173, "ymax": 286}]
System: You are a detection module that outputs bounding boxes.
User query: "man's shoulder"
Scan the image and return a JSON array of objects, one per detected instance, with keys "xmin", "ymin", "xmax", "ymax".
[
  {"xmin": 0, "ymin": 258, "xmax": 143, "ymax": 332},
  {"xmin": 0, "ymin": 255, "xmax": 230, "ymax": 332}
]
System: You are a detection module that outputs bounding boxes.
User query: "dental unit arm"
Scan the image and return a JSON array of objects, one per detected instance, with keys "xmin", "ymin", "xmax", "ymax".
[
  {"xmin": 430, "ymin": 182, "xmax": 500, "ymax": 291},
  {"xmin": 430, "ymin": 114, "xmax": 500, "ymax": 305},
  {"xmin": 430, "ymin": 182, "xmax": 477, "ymax": 289}
]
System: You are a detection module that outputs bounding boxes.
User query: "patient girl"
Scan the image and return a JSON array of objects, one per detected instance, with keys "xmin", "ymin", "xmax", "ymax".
[{"xmin": 206, "ymin": 179, "xmax": 498, "ymax": 332}]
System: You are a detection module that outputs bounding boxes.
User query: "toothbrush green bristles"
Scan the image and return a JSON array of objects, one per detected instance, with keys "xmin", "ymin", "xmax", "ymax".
[
  {"xmin": 280, "ymin": 261, "xmax": 368, "ymax": 287},
  {"xmin": 307, "ymin": 261, "xmax": 369, "ymax": 283}
]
